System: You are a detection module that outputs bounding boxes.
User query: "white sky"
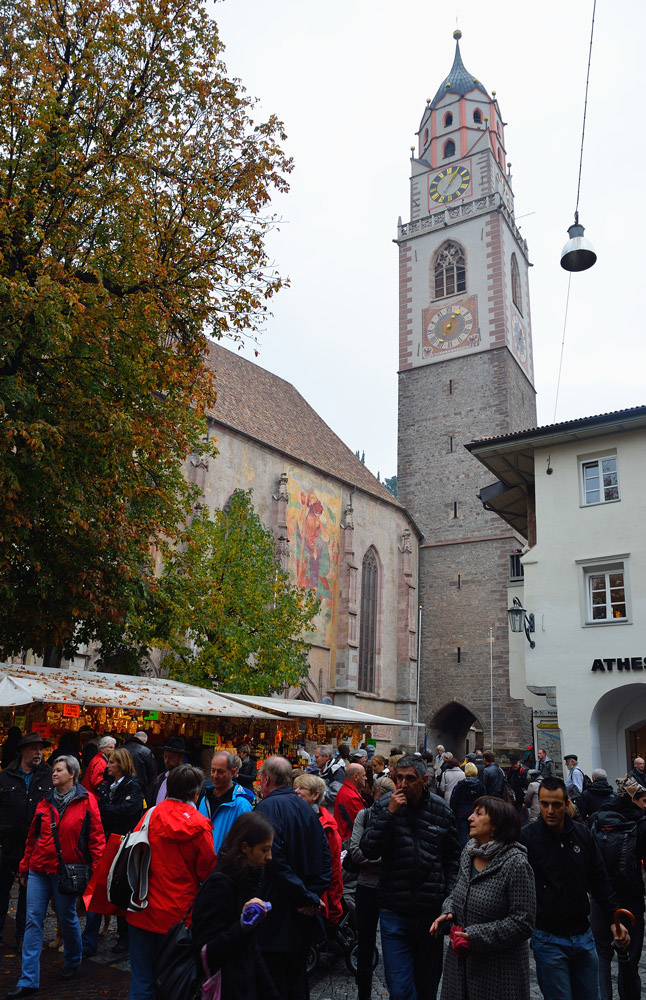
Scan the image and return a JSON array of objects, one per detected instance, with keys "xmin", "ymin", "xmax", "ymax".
[{"xmin": 210, "ymin": 0, "xmax": 645, "ymax": 481}]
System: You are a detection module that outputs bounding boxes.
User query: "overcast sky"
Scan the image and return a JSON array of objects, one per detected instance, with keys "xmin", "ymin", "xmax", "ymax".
[{"xmin": 210, "ymin": 0, "xmax": 645, "ymax": 482}]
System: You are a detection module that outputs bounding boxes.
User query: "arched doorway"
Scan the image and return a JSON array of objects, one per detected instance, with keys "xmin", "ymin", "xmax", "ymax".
[
  {"xmin": 428, "ymin": 702, "xmax": 483, "ymax": 759},
  {"xmin": 590, "ymin": 683, "xmax": 646, "ymax": 778}
]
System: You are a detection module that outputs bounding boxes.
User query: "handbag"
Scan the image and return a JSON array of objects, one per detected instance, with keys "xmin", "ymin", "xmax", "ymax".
[
  {"xmin": 50, "ymin": 808, "xmax": 92, "ymax": 897},
  {"xmin": 154, "ymin": 905, "xmax": 219, "ymax": 1000}
]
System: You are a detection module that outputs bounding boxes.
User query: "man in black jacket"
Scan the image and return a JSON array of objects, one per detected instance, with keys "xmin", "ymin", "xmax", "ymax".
[
  {"xmin": 255, "ymin": 755, "xmax": 331, "ymax": 1000},
  {"xmin": 0, "ymin": 733, "xmax": 52, "ymax": 947},
  {"xmin": 360, "ymin": 754, "xmax": 460, "ymax": 1000},
  {"xmin": 482, "ymin": 750, "xmax": 505, "ymax": 798},
  {"xmin": 578, "ymin": 768, "xmax": 615, "ymax": 821},
  {"xmin": 629, "ymin": 756, "xmax": 646, "ymax": 789},
  {"xmin": 521, "ymin": 776, "xmax": 630, "ymax": 1000},
  {"xmin": 122, "ymin": 731, "xmax": 157, "ymax": 805}
]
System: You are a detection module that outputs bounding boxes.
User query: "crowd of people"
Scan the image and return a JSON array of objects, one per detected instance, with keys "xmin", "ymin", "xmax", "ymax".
[{"xmin": 0, "ymin": 728, "xmax": 644, "ymax": 1000}]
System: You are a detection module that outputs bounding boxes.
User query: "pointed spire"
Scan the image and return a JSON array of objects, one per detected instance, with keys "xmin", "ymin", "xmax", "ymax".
[{"xmin": 429, "ymin": 31, "xmax": 490, "ymax": 110}]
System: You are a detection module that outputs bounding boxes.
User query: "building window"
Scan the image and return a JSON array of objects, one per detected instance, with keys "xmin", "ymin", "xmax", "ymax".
[
  {"xmin": 586, "ymin": 566, "xmax": 627, "ymax": 622},
  {"xmin": 443, "ymin": 139, "xmax": 456, "ymax": 158},
  {"xmin": 473, "ymin": 109, "xmax": 482, "ymax": 123},
  {"xmin": 444, "ymin": 112, "xmax": 453, "ymax": 127},
  {"xmin": 581, "ymin": 456, "xmax": 619, "ymax": 505},
  {"xmin": 434, "ymin": 241, "xmax": 466, "ymax": 298},
  {"xmin": 511, "ymin": 253, "xmax": 522, "ymax": 313},
  {"xmin": 358, "ymin": 547, "xmax": 378, "ymax": 692},
  {"xmin": 509, "ymin": 553, "xmax": 524, "ymax": 581}
]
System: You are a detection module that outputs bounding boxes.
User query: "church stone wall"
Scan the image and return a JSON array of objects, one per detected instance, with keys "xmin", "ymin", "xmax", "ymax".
[{"xmin": 203, "ymin": 425, "xmax": 418, "ymax": 727}]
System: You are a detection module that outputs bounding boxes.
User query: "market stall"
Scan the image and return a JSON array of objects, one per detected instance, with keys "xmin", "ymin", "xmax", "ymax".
[
  {"xmin": 221, "ymin": 692, "xmax": 409, "ymax": 758},
  {"xmin": 0, "ymin": 664, "xmax": 279, "ymax": 769}
]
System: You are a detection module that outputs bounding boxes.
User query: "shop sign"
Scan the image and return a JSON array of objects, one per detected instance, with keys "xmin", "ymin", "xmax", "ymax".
[
  {"xmin": 14, "ymin": 715, "xmax": 26, "ymax": 730},
  {"xmin": 143, "ymin": 711, "xmax": 159, "ymax": 721},
  {"xmin": 202, "ymin": 731, "xmax": 219, "ymax": 746},
  {"xmin": 33, "ymin": 722, "xmax": 50, "ymax": 738},
  {"xmin": 63, "ymin": 704, "xmax": 81, "ymax": 718},
  {"xmin": 591, "ymin": 657, "xmax": 644, "ymax": 672}
]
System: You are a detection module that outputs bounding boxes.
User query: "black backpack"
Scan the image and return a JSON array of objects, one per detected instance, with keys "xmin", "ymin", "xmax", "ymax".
[{"xmin": 591, "ymin": 811, "xmax": 640, "ymax": 897}]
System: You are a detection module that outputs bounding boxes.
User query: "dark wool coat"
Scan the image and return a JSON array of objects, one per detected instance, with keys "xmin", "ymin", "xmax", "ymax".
[
  {"xmin": 192, "ymin": 870, "xmax": 280, "ymax": 1000},
  {"xmin": 440, "ymin": 843, "xmax": 536, "ymax": 1000}
]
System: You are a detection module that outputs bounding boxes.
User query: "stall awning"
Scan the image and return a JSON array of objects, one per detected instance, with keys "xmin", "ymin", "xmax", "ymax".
[
  {"xmin": 0, "ymin": 665, "xmax": 276, "ymax": 719},
  {"xmin": 220, "ymin": 692, "xmax": 409, "ymax": 727}
]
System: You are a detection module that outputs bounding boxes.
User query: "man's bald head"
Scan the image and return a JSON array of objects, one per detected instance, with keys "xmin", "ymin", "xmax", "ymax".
[{"xmin": 347, "ymin": 763, "xmax": 367, "ymax": 789}]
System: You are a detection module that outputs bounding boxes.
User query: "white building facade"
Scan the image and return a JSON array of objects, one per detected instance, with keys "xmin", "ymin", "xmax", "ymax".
[{"xmin": 467, "ymin": 406, "xmax": 646, "ymax": 780}]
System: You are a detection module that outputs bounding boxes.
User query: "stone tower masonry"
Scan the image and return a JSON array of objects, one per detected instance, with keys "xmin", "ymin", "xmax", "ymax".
[{"xmin": 396, "ymin": 31, "xmax": 537, "ymax": 753}]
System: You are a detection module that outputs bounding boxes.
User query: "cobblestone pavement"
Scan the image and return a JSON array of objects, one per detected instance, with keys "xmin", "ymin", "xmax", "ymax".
[{"xmin": 2, "ymin": 893, "xmax": 645, "ymax": 999}]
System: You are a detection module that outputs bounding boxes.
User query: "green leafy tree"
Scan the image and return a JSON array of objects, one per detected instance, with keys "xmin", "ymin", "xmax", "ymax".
[
  {"xmin": 384, "ymin": 475, "xmax": 398, "ymax": 498},
  {"xmin": 138, "ymin": 490, "xmax": 320, "ymax": 694},
  {"xmin": 0, "ymin": 0, "xmax": 291, "ymax": 661}
]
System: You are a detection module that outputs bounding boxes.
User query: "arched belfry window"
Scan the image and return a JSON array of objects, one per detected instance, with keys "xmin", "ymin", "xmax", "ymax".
[
  {"xmin": 434, "ymin": 242, "xmax": 466, "ymax": 299},
  {"xmin": 358, "ymin": 547, "xmax": 378, "ymax": 693},
  {"xmin": 444, "ymin": 111, "xmax": 453, "ymax": 127},
  {"xmin": 511, "ymin": 253, "xmax": 522, "ymax": 313},
  {"xmin": 473, "ymin": 109, "xmax": 482, "ymax": 123},
  {"xmin": 443, "ymin": 139, "xmax": 456, "ymax": 158}
]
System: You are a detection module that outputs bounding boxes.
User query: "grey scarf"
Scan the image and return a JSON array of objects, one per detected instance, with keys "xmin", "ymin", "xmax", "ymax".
[
  {"xmin": 53, "ymin": 785, "xmax": 76, "ymax": 817},
  {"xmin": 465, "ymin": 837, "xmax": 506, "ymax": 861}
]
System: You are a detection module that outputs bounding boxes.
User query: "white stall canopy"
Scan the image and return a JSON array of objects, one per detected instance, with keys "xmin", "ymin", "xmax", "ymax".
[
  {"xmin": 0, "ymin": 665, "xmax": 275, "ymax": 719},
  {"xmin": 221, "ymin": 692, "xmax": 406, "ymax": 727}
]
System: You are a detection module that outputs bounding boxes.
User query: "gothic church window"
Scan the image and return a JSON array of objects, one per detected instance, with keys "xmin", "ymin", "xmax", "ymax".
[
  {"xmin": 444, "ymin": 112, "xmax": 453, "ymax": 127},
  {"xmin": 473, "ymin": 109, "xmax": 482, "ymax": 123},
  {"xmin": 511, "ymin": 254, "xmax": 522, "ymax": 313},
  {"xmin": 443, "ymin": 139, "xmax": 456, "ymax": 158},
  {"xmin": 358, "ymin": 547, "xmax": 378, "ymax": 692},
  {"xmin": 434, "ymin": 242, "xmax": 466, "ymax": 299}
]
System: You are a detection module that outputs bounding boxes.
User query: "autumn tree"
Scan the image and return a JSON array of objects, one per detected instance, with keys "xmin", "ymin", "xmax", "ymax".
[
  {"xmin": 0, "ymin": 0, "xmax": 291, "ymax": 662},
  {"xmin": 137, "ymin": 490, "xmax": 320, "ymax": 694}
]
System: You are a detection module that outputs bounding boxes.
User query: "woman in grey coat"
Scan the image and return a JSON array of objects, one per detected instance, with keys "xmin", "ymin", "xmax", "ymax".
[
  {"xmin": 523, "ymin": 770, "xmax": 542, "ymax": 821},
  {"xmin": 430, "ymin": 796, "xmax": 536, "ymax": 1000}
]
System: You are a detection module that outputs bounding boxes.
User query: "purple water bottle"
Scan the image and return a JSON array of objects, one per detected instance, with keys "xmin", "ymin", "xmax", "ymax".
[{"xmin": 241, "ymin": 901, "xmax": 272, "ymax": 926}]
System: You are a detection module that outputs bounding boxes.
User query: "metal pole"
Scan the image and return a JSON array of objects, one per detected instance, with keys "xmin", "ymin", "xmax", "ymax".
[
  {"xmin": 489, "ymin": 627, "xmax": 494, "ymax": 751},
  {"xmin": 416, "ymin": 604, "xmax": 423, "ymax": 741}
]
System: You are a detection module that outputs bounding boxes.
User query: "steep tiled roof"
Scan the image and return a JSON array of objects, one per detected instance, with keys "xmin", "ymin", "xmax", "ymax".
[
  {"xmin": 430, "ymin": 36, "xmax": 489, "ymax": 110},
  {"xmin": 205, "ymin": 341, "xmax": 401, "ymax": 508}
]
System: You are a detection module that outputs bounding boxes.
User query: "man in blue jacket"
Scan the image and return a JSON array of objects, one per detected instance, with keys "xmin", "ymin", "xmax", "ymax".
[
  {"xmin": 256, "ymin": 755, "xmax": 331, "ymax": 1000},
  {"xmin": 197, "ymin": 751, "xmax": 252, "ymax": 852}
]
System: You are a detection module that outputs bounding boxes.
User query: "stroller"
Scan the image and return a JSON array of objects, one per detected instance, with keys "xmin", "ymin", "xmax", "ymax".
[{"xmin": 306, "ymin": 858, "xmax": 380, "ymax": 975}]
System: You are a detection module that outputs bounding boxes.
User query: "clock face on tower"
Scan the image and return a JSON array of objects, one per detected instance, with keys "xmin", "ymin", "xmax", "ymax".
[
  {"xmin": 429, "ymin": 165, "xmax": 471, "ymax": 205},
  {"xmin": 426, "ymin": 303, "xmax": 474, "ymax": 351},
  {"xmin": 512, "ymin": 314, "xmax": 527, "ymax": 363}
]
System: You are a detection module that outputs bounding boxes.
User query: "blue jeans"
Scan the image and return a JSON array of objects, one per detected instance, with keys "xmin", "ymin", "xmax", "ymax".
[
  {"xmin": 127, "ymin": 923, "xmax": 163, "ymax": 1000},
  {"xmin": 379, "ymin": 908, "xmax": 443, "ymax": 1000},
  {"xmin": 17, "ymin": 871, "xmax": 82, "ymax": 988},
  {"xmin": 532, "ymin": 927, "xmax": 600, "ymax": 1000}
]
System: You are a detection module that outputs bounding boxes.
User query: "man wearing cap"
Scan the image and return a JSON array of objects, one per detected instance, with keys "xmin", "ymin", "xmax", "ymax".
[
  {"xmin": 153, "ymin": 737, "xmax": 185, "ymax": 803},
  {"xmin": 564, "ymin": 754, "xmax": 584, "ymax": 796},
  {"xmin": 0, "ymin": 733, "xmax": 52, "ymax": 948}
]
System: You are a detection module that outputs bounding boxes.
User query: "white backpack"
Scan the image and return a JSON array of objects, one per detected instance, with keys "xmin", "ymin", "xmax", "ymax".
[{"xmin": 107, "ymin": 806, "xmax": 156, "ymax": 911}]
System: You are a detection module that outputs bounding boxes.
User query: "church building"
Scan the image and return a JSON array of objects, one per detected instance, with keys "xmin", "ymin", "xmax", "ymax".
[{"xmin": 397, "ymin": 32, "xmax": 538, "ymax": 753}]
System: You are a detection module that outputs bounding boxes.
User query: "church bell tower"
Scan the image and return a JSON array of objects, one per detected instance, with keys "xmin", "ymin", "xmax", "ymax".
[{"xmin": 397, "ymin": 31, "xmax": 537, "ymax": 752}]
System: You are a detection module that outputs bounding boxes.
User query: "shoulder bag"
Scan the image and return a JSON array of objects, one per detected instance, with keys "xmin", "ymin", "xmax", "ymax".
[{"xmin": 50, "ymin": 807, "xmax": 92, "ymax": 896}]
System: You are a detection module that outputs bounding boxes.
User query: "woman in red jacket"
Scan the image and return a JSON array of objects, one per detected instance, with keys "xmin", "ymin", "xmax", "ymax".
[
  {"xmin": 8, "ymin": 754, "xmax": 105, "ymax": 998},
  {"xmin": 293, "ymin": 773, "xmax": 343, "ymax": 924},
  {"xmin": 126, "ymin": 764, "xmax": 216, "ymax": 1000}
]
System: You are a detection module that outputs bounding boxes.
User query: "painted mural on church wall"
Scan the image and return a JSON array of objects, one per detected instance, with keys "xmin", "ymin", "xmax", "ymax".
[{"xmin": 286, "ymin": 470, "xmax": 340, "ymax": 650}]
